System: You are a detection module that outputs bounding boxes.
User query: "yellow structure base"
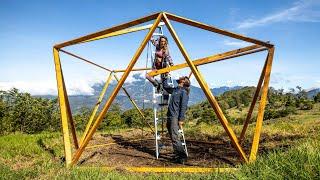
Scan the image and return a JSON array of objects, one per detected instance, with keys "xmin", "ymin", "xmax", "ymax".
[{"xmin": 82, "ymin": 166, "xmax": 237, "ymax": 173}]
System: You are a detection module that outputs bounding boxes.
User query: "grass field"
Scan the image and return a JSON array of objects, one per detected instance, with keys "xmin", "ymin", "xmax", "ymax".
[{"xmin": 0, "ymin": 104, "xmax": 319, "ymax": 179}]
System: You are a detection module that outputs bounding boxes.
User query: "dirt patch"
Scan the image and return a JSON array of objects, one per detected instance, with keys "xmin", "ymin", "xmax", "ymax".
[{"xmin": 76, "ymin": 129, "xmax": 302, "ymax": 168}]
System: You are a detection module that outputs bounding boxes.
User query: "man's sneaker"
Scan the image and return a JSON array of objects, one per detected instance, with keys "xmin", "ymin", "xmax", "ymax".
[
  {"xmin": 172, "ymin": 155, "xmax": 187, "ymax": 165},
  {"xmin": 175, "ymin": 157, "xmax": 187, "ymax": 165}
]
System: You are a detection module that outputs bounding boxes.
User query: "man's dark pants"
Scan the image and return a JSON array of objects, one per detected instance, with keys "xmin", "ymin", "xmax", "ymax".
[{"xmin": 166, "ymin": 117, "xmax": 187, "ymax": 159}]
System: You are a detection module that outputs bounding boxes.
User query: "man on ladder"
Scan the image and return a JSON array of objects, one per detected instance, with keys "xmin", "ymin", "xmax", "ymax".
[{"xmin": 162, "ymin": 76, "xmax": 190, "ymax": 164}]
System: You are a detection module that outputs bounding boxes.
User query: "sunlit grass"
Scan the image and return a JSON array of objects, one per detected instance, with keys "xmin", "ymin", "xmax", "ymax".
[{"xmin": 0, "ymin": 103, "xmax": 319, "ymax": 179}]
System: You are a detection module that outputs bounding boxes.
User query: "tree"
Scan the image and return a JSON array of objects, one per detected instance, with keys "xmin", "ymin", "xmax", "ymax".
[
  {"xmin": 101, "ymin": 103, "xmax": 123, "ymax": 129},
  {"xmin": 73, "ymin": 107, "xmax": 91, "ymax": 131},
  {"xmin": 122, "ymin": 109, "xmax": 141, "ymax": 127},
  {"xmin": 314, "ymin": 92, "xmax": 320, "ymax": 103},
  {"xmin": 0, "ymin": 88, "xmax": 60, "ymax": 134}
]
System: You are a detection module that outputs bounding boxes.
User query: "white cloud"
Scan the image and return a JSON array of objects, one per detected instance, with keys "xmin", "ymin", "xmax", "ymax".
[
  {"xmin": 223, "ymin": 40, "xmax": 252, "ymax": 47},
  {"xmin": 0, "ymin": 71, "xmax": 153, "ymax": 95},
  {"xmin": 237, "ymin": 0, "xmax": 320, "ymax": 29},
  {"xmin": 0, "ymin": 81, "xmax": 58, "ymax": 95},
  {"xmin": 271, "ymin": 73, "xmax": 291, "ymax": 85},
  {"xmin": 0, "ymin": 80, "xmax": 95, "ymax": 96}
]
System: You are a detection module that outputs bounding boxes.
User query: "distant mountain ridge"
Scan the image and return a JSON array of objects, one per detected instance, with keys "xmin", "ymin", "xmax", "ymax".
[
  {"xmin": 38, "ymin": 74, "xmax": 320, "ymax": 112},
  {"xmin": 38, "ymin": 74, "xmax": 242, "ymax": 112},
  {"xmin": 307, "ymin": 88, "xmax": 320, "ymax": 99},
  {"xmin": 35, "ymin": 75, "xmax": 320, "ymax": 112}
]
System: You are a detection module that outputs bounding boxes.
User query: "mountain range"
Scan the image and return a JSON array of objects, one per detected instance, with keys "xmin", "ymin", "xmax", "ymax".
[
  {"xmin": 39, "ymin": 74, "xmax": 320, "ymax": 112},
  {"xmin": 40, "ymin": 74, "xmax": 241, "ymax": 112}
]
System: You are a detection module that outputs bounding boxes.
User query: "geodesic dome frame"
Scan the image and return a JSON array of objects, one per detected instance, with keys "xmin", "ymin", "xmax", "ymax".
[{"xmin": 53, "ymin": 12, "xmax": 275, "ymax": 172}]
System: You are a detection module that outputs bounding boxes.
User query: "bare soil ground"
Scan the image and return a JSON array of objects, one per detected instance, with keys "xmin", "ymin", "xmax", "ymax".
[{"xmin": 78, "ymin": 129, "xmax": 304, "ymax": 168}]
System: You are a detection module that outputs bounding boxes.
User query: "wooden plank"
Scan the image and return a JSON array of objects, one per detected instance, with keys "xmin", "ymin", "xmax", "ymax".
[
  {"xmin": 148, "ymin": 45, "xmax": 267, "ymax": 77},
  {"xmin": 165, "ymin": 12, "xmax": 273, "ymax": 48},
  {"xmin": 61, "ymin": 70, "xmax": 79, "ymax": 149},
  {"xmin": 80, "ymin": 72, "xmax": 114, "ymax": 145},
  {"xmin": 114, "ymin": 67, "xmax": 152, "ymax": 73},
  {"xmin": 82, "ymin": 22, "xmax": 165, "ymax": 43},
  {"xmin": 54, "ymin": 12, "xmax": 160, "ymax": 48},
  {"xmin": 239, "ymin": 54, "xmax": 268, "ymax": 143},
  {"xmin": 80, "ymin": 166, "xmax": 238, "ymax": 173},
  {"xmin": 125, "ymin": 167, "xmax": 237, "ymax": 173},
  {"xmin": 60, "ymin": 49, "xmax": 112, "ymax": 72},
  {"xmin": 249, "ymin": 47, "xmax": 275, "ymax": 162},
  {"xmin": 53, "ymin": 48, "xmax": 72, "ymax": 167},
  {"xmin": 162, "ymin": 13, "xmax": 248, "ymax": 162}
]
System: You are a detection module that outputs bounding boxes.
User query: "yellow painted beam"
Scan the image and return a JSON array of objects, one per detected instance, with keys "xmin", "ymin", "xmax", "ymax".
[
  {"xmin": 165, "ymin": 12, "xmax": 273, "ymax": 48},
  {"xmin": 162, "ymin": 13, "xmax": 248, "ymax": 162},
  {"xmin": 239, "ymin": 54, "xmax": 268, "ymax": 143},
  {"xmin": 53, "ymin": 48, "xmax": 72, "ymax": 167},
  {"xmin": 83, "ymin": 22, "xmax": 165, "ymax": 43},
  {"xmin": 114, "ymin": 67, "xmax": 152, "ymax": 73},
  {"xmin": 81, "ymin": 166, "xmax": 237, "ymax": 173},
  {"xmin": 61, "ymin": 70, "xmax": 79, "ymax": 150},
  {"xmin": 54, "ymin": 12, "xmax": 160, "ymax": 48},
  {"xmin": 148, "ymin": 45, "xmax": 267, "ymax": 77},
  {"xmin": 80, "ymin": 72, "xmax": 114, "ymax": 145},
  {"xmin": 85, "ymin": 138, "xmax": 155, "ymax": 149},
  {"xmin": 125, "ymin": 167, "xmax": 237, "ymax": 173},
  {"xmin": 85, "ymin": 142, "xmax": 117, "ymax": 149},
  {"xmin": 60, "ymin": 49, "xmax": 112, "ymax": 72},
  {"xmin": 70, "ymin": 13, "xmax": 164, "ymax": 166},
  {"xmin": 249, "ymin": 47, "xmax": 275, "ymax": 162}
]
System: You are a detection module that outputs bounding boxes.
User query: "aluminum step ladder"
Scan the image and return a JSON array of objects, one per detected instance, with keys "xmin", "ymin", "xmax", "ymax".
[
  {"xmin": 178, "ymin": 128, "xmax": 188, "ymax": 157},
  {"xmin": 152, "ymin": 76, "xmax": 174, "ymax": 159},
  {"xmin": 149, "ymin": 24, "xmax": 188, "ymax": 159}
]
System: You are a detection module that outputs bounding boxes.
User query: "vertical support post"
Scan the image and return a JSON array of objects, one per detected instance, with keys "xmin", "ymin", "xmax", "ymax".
[
  {"xmin": 62, "ymin": 76, "xmax": 79, "ymax": 150},
  {"xmin": 249, "ymin": 47, "xmax": 274, "ymax": 162},
  {"xmin": 53, "ymin": 48, "xmax": 73, "ymax": 167},
  {"xmin": 239, "ymin": 54, "xmax": 269, "ymax": 143},
  {"xmin": 80, "ymin": 71, "xmax": 114, "ymax": 145},
  {"xmin": 163, "ymin": 13, "xmax": 248, "ymax": 162},
  {"xmin": 71, "ymin": 13, "xmax": 163, "ymax": 165}
]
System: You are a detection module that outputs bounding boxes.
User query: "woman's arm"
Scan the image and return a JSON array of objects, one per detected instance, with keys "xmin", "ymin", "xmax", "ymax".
[
  {"xmin": 151, "ymin": 37, "xmax": 158, "ymax": 47},
  {"xmin": 164, "ymin": 48, "xmax": 173, "ymax": 66}
]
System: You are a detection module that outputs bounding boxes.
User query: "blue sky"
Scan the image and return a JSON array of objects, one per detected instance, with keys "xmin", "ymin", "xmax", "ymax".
[{"xmin": 1, "ymin": 0, "xmax": 320, "ymax": 95}]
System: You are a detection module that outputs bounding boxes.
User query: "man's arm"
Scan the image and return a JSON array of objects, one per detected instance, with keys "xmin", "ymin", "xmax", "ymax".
[
  {"xmin": 162, "ymin": 77, "xmax": 174, "ymax": 94},
  {"xmin": 178, "ymin": 90, "xmax": 189, "ymax": 122}
]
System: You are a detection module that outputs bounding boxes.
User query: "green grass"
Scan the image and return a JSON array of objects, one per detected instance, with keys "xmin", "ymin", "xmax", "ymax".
[{"xmin": 0, "ymin": 104, "xmax": 320, "ymax": 179}]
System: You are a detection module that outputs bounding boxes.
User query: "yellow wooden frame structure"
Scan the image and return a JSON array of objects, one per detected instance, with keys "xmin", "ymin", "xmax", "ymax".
[{"xmin": 53, "ymin": 12, "xmax": 275, "ymax": 171}]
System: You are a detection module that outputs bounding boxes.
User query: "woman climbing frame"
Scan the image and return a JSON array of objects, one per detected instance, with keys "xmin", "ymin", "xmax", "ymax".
[{"xmin": 146, "ymin": 35, "xmax": 174, "ymax": 104}]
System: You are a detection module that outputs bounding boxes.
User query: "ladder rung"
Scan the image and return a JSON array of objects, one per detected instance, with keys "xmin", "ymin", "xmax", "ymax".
[
  {"xmin": 152, "ymin": 33, "xmax": 163, "ymax": 36},
  {"xmin": 154, "ymin": 93, "xmax": 162, "ymax": 97},
  {"xmin": 156, "ymin": 135, "xmax": 161, "ymax": 140}
]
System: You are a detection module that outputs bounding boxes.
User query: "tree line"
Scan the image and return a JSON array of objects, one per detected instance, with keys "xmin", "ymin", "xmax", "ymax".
[{"xmin": 1, "ymin": 87, "xmax": 319, "ymax": 134}]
